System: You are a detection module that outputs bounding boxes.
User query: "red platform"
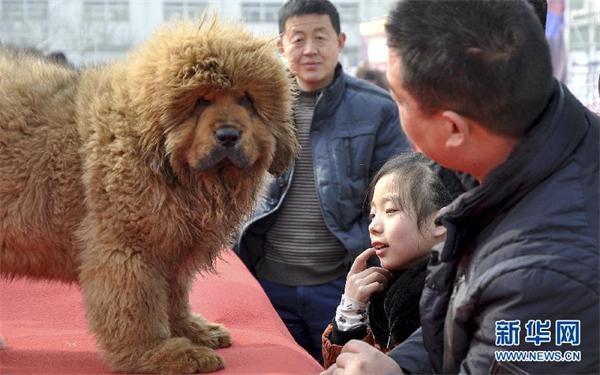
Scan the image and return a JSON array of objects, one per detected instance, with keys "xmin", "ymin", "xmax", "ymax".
[{"xmin": 0, "ymin": 250, "xmax": 323, "ymax": 374}]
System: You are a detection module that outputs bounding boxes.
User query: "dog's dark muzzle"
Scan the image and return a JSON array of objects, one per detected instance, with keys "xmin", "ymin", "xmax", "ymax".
[{"xmin": 195, "ymin": 126, "xmax": 250, "ymax": 171}]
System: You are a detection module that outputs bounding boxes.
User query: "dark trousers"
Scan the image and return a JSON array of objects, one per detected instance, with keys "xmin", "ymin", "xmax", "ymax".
[{"xmin": 259, "ymin": 276, "xmax": 346, "ymax": 364}]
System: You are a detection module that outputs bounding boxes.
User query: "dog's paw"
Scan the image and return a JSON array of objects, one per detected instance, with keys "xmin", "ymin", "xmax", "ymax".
[
  {"xmin": 204, "ymin": 322, "xmax": 232, "ymax": 349},
  {"xmin": 186, "ymin": 321, "xmax": 232, "ymax": 349},
  {"xmin": 173, "ymin": 314, "xmax": 232, "ymax": 349},
  {"xmin": 117, "ymin": 337, "xmax": 225, "ymax": 374}
]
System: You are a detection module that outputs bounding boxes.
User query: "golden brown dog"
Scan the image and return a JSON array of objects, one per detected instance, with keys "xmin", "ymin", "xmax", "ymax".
[{"xmin": 0, "ymin": 19, "xmax": 297, "ymax": 374}]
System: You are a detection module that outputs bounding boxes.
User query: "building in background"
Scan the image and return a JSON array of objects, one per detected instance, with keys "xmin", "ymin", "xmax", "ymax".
[
  {"xmin": 358, "ymin": 16, "xmax": 386, "ymax": 71},
  {"xmin": 0, "ymin": 0, "xmax": 597, "ymax": 110},
  {"xmin": 0, "ymin": 0, "xmax": 391, "ymax": 69},
  {"xmin": 567, "ymin": 0, "xmax": 599, "ymax": 111}
]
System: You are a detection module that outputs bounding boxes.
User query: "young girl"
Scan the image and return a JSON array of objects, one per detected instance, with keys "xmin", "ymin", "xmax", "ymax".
[{"xmin": 321, "ymin": 152, "xmax": 453, "ymax": 368}]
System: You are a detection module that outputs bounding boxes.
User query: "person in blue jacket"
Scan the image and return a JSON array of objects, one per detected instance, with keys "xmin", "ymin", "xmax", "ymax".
[
  {"xmin": 235, "ymin": 0, "xmax": 410, "ymax": 363},
  {"xmin": 322, "ymin": 0, "xmax": 599, "ymax": 374}
]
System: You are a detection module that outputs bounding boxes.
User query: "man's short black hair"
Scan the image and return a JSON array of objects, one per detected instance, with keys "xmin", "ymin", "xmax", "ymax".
[
  {"xmin": 385, "ymin": 0, "xmax": 553, "ymax": 137},
  {"xmin": 278, "ymin": 0, "xmax": 341, "ymax": 35}
]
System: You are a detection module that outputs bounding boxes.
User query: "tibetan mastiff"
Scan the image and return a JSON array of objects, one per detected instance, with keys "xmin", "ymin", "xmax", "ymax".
[{"xmin": 0, "ymin": 18, "xmax": 297, "ymax": 373}]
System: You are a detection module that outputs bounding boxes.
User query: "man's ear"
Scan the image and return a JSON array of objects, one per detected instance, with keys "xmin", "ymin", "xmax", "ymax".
[
  {"xmin": 338, "ymin": 32, "xmax": 346, "ymax": 49},
  {"xmin": 441, "ymin": 110, "xmax": 470, "ymax": 149},
  {"xmin": 277, "ymin": 37, "xmax": 285, "ymax": 55}
]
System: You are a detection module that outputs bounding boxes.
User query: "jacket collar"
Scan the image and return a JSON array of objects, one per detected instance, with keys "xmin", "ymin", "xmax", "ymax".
[{"xmin": 311, "ymin": 64, "xmax": 346, "ymax": 123}]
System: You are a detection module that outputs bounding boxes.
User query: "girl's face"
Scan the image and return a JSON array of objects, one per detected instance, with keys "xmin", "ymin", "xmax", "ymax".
[{"xmin": 368, "ymin": 173, "xmax": 443, "ymax": 270}]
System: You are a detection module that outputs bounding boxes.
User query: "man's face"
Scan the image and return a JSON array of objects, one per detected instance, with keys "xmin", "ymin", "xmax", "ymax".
[
  {"xmin": 387, "ymin": 49, "xmax": 446, "ymax": 163},
  {"xmin": 278, "ymin": 14, "xmax": 345, "ymax": 92}
]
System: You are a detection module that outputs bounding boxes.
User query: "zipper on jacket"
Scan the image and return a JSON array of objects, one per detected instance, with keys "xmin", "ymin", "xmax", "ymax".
[{"xmin": 386, "ymin": 313, "xmax": 401, "ymax": 350}]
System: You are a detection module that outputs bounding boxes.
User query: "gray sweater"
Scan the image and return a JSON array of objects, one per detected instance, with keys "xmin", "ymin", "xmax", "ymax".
[{"xmin": 258, "ymin": 90, "xmax": 347, "ymax": 285}]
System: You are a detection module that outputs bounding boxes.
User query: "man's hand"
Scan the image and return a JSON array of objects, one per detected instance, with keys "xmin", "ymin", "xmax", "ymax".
[
  {"xmin": 319, "ymin": 340, "xmax": 404, "ymax": 375},
  {"xmin": 345, "ymin": 248, "xmax": 392, "ymax": 304}
]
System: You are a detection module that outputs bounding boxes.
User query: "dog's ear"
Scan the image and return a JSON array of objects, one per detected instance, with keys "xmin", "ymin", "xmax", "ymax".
[{"xmin": 268, "ymin": 130, "xmax": 299, "ymax": 176}]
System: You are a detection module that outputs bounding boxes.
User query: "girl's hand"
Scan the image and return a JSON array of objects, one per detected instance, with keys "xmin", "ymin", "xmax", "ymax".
[{"xmin": 344, "ymin": 248, "xmax": 392, "ymax": 304}]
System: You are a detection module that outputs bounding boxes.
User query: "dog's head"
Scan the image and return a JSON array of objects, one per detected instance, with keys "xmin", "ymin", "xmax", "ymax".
[{"xmin": 126, "ymin": 18, "xmax": 298, "ymax": 185}]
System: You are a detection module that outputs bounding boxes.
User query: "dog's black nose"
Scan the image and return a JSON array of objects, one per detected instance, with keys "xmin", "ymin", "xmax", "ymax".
[{"xmin": 215, "ymin": 127, "xmax": 240, "ymax": 147}]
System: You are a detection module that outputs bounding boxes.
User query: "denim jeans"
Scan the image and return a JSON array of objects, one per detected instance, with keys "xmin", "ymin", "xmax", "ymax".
[{"xmin": 259, "ymin": 276, "xmax": 346, "ymax": 364}]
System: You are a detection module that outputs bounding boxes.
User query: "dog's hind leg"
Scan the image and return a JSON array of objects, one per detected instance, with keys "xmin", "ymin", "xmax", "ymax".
[
  {"xmin": 79, "ymin": 247, "xmax": 225, "ymax": 373},
  {"xmin": 168, "ymin": 275, "xmax": 232, "ymax": 349}
]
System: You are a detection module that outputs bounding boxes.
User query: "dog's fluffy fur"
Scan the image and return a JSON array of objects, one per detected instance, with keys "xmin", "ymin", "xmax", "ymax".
[{"xmin": 0, "ymin": 19, "xmax": 297, "ymax": 373}]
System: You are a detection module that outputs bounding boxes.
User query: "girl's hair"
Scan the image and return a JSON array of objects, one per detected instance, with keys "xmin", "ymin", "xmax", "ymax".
[{"xmin": 367, "ymin": 153, "xmax": 453, "ymax": 231}]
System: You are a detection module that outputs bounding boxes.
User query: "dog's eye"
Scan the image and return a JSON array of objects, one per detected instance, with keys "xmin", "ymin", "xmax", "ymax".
[
  {"xmin": 196, "ymin": 98, "xmax": 211, "ymax": 108},
  {"xmin": 238, "ymin": 94, "xmax": 254, "ymax": 110},
  {"xmin": 193, "ymin": 98, "xmax": 211, "ymax": 116}
]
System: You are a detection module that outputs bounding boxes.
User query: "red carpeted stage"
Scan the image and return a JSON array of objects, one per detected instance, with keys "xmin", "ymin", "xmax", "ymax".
[{"xmin": 0, "ymin": 250, "xmax": 323, "ymax": 374}]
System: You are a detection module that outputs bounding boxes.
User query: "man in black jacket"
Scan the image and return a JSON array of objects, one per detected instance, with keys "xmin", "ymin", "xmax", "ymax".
[{"xmin": 322, "ymin": 0, "xmax": 599, "ymax": 374}]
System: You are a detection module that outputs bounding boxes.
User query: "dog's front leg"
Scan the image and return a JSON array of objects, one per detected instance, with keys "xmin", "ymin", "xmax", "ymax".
[
  {"xmin": 79, "ymin": 247, "xmax": 225, "ymax": 374},
  {"xmin": 168, "ymin": 273, "xmax": 232, "ymax": 349}
]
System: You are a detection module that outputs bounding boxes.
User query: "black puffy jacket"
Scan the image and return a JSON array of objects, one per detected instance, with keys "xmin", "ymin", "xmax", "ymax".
[{"xmin": 390, "ymin": 81, "xmax": 599, "ymax": 374}]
